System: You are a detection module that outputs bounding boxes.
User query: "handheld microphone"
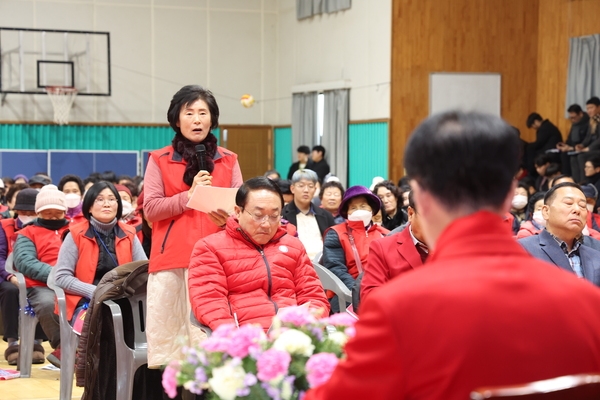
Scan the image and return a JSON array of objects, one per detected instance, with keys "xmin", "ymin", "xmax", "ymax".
[{"xmin": 195, "ymin": 144, "xmax": 208, "ymax": 171}]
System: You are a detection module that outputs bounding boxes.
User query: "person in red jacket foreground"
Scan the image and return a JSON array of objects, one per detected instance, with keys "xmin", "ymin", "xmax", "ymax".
[
  {"xmin": 188, "ymin": 177, "xmax": 329, "ymax": 331},
  {"xmin": 305, "ymin": 111, "xmax": 600, "ymax": 400}
]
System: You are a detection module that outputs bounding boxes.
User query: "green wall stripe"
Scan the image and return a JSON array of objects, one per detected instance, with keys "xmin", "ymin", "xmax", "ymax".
[
  {"xmin": 348, "ymin": 122, "xmax": 388, "ymax": 187},
  {"xmin": 274, "ymin": 127, "xmax": 292, "ymax": 178}
]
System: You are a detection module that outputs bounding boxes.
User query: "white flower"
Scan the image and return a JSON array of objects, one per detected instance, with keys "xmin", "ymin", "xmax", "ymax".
[
  {"xmin": 208, "ymin": 361, "xmax": 247, "ymax": 400},
  {"xmin": 327, "ymin": 331, "xmax": 348, "ymax": 347},
  {"xmin": 272, "ymin": 329, "xmax": 315, "ymax": 357}
]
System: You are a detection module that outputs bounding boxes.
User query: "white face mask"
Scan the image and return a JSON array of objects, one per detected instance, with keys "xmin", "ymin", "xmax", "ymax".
[
  {"xmin": 121, "ymin": 200, "xmax": 134, "ymax": 217},
  {"xmin": 532, "ymin": 210, "xmax": 546, "ymax": 227},
  {"xmin": 511, "ymin": 194, "xmax": 528, "ymax": 210},
  {"xmin": 587, "ymin": 204, "xmax": 595, "ymax": 213},
  {"xmin": 348, "ymin": 209, "xmax": 373, "ymax": 227},
  {"xmin": 64, "ymin": 193, "xmax": 81, "ymax": 209},
  {"xmin": 18, "ymin": 215, "xmax": 34, "ymax": 225}
]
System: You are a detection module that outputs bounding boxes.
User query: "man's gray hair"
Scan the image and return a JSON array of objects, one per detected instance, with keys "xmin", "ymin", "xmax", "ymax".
[{"xmin": 291, "ymin": 169, "xmax": 318, "ymax": 184}]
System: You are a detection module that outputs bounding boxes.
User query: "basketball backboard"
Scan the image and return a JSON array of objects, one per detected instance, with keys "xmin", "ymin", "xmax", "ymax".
[{"xmin": 0, "ymin": 27, "xmax": 110, "ymax": 96}]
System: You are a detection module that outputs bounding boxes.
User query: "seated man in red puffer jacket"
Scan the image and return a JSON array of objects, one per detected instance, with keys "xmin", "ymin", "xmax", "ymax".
[{"xmin": 189, "ymin": 177, "xmax": 330, "ymax": 331}]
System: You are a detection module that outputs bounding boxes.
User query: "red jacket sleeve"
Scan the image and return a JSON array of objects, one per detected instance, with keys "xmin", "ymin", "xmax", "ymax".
[
  {"xmin": 361, "ymin": 239, "xmax": 389, "ymax": 303},
  {"xmin": 188, "ymin": 237, "xmax": 235, "ymax": 330},
  {"xmin": 304, "ymin": 295, "xmax": 404, "ymax": 399}
]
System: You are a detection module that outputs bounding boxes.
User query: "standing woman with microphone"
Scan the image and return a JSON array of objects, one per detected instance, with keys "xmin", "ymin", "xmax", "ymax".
[{"xmin": 144, "ymin": 85, "xmax": 243, "ymax": 371}]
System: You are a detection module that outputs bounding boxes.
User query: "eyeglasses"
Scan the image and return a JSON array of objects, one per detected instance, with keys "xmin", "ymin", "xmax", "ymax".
[
  {"xmin": 294, "ymin": 183, "xmax": 316, "ymax": 190},
  {"xmin": 94, "ymin": 197, "xmax": 118, "ymax": 205},
  {"xmin": 244, "ymin": 209, "xmax": 281, "ymax": 224}
]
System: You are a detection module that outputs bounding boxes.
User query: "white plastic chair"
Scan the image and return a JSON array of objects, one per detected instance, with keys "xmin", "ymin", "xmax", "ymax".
[
  {"xmin": 104, "ymin": 280, "xmax": 148, "ymax": 400},
  {"xmin": 190, "ymin": 310, "xmax": 212, "ymax": 337},
  {"xmin": 47, "ymin": 267, "xmax": 79, "ymax": 400},
  {"xmin": 4, "ymin": 253, "xmax": 38, "ymax": 378},
  {"xmin": 313, "ymin": 261, "xmax": 352, "ymax": 312}
]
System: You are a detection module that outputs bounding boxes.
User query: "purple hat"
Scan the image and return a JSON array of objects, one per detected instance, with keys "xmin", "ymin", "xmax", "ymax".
[{"xmin": 338, "ymin": 185, "xmax": 382, "ymax": 219}]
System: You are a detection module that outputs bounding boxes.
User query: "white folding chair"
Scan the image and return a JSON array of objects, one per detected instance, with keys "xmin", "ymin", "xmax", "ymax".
[
  {"xmin": 4, "ymin": 253, "xmax": 38, "ymax": 378},
  {"xmin": 313, "ymin": 261, "xmax": 352, "ymax": 313},
  {"xmin": 47, "ymin": 267, "xmax": 79, "ymax": 400},
  {"xmin": 104, "ymin": 280, "xmax": 148, "ymax": 400}
]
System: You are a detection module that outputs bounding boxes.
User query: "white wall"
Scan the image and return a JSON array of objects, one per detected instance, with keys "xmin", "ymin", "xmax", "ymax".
[{"xmin": 0, "ymin": 0, "xmax": 391, "ymax": 124}]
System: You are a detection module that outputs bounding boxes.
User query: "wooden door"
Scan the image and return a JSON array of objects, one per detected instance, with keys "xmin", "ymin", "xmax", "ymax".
[{"xmin": 221, "ymin": 125, "xmax": 273, "ymax": 180}]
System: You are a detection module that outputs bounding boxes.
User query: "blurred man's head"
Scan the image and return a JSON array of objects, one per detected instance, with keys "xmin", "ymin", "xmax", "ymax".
[
  {"xmin": 291, "ymin": 169, "xmax": 318, "ymax": 209},
  {"xmin": 311, "ymin": 145, "xmax": 326, "ymax": 163},
  {"xmin": 586, "ymin": 97, "xmax": 600, "ymax": 118},
  {"xmin": 526, "ymin": 113, "xmax": 543, "ymax": 130},
  {"xmin": 567, "ymin": 104, "xmax": 584, "ymax": 124},
  {"xmin": 297, "ymin": 145, "xmax": 311, "ymax": 164},
  {"xmin": 404, "ymin": 111, "xmax": 520, "ymax": 246}
]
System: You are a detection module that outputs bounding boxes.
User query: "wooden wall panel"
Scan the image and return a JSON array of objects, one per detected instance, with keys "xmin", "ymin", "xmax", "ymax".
[
  {"xmin": 390, "ymin": 0, "xmax": 540, "ymax": 181},
  {"xmin": 537, "ymin": 0, "xmax": 600, "ymax": 137}
]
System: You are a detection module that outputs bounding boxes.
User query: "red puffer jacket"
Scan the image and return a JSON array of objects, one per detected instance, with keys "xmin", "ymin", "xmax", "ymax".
[{"xmin": 188, "ymin": 217, "xmax": 330, "ymax": 331}]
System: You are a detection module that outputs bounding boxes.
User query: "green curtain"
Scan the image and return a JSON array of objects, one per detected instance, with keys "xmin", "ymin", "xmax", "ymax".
[
  {"xmin": 348, "ymin": 121, "xmax": 388, "ymax": 187},
  {"xmin": 274, "ymin": 127, "xmax": 293, "ymax": 178}
]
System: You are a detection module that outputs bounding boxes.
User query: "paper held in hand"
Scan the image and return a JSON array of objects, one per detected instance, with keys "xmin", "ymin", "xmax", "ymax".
[{"xmin": 186, "ymin": 185, "xmax": 239, "ymax": 214}]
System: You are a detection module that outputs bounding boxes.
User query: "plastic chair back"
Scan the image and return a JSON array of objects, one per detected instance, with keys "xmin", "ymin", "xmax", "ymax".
[
  {"xmin": 471, "ymin": 373, "xmax": 600, "ymax": 400},
  {"xmin": 5, "ymin": 253, "xmax": 38, "ymax": 378},
  {"xmin": 104, "ymin": 276, "xmax": 148, "ymax": 400},
  {"xmin": 313, "ymin": 261, "xmax": 352, "ymax": 312},
  {"xmin": 190, "ymin": 310, "xmax": 212, "ymax": 337},
  {"xmin": 47, "ymin": 267, "xmax": 79, "ymax": 400}
]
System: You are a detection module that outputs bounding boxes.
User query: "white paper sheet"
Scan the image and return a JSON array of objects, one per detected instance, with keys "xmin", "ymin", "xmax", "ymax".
[{"xmin": 186, "ymin": 185, "xmax": 238, "ymax": 214}]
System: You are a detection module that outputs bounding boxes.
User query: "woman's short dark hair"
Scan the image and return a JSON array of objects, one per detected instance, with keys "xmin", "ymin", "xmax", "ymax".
[
  {"xmin": 235, "ymin": 177, "xmax": 283, "ymax": 209},
  {"xmin": 82, "ymin": 181, "xmax": 122, "ymax": 221},
  {"xmin": 57, "ymin": 174, "xmax": 85, "ymax": 195},
  {"xmin": 405, "ymin": 111, "xmax": 520, "ymax": 212},
  {"xmin": 167, "ymin": 85, "xmax": 220, "ymax": 135},
  {"xmin": 319, "ymin": 181, "xmax": 345, "ymax": 200},
  {"xmin": 526, "ymin": 191, "xmax": 545, "ymax": 221}
]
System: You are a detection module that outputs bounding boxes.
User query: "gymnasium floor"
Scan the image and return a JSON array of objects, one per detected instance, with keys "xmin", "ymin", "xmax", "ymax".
[{"xmin": 0, "ymin": 340, "xmax": 83, "ymax": 400}]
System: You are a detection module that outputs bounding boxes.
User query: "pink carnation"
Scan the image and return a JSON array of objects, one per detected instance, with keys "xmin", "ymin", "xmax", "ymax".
[
  {"xmin": 323, "ymin": 312, "xmax": 357, "ymax": 327},
  {"xmin": 305, "ymin": 353, "xmax": 339, "ymax": 388},
  {"xmin": 162, "ymin": 361, "xmax": 179, "ymax": 399},
  {"xmin": 256, "ymin": 348, "xmax": 292, "ymax": 382},
  {"xmin": 227, "ymin": 324, "xmax": 265, "ymax": 358},
  {"xmin": 278, "ymin": 306, "xmax": 316, "ymax": 326}
]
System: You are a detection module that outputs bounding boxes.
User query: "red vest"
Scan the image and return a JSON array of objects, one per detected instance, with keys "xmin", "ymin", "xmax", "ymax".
[
  {"xmin": 148, "ymin": 145, "xmax": 238, "ymax": 273},
  {"xmin": 63, "ymin": 220, "xmax": 136, "ymax": 320},
  {"xmin": 1, "ymin": 218, "xmax": 18, "ymax": 253},
  {"xmin": 67, "ymin": 212, "xmax": 86, "ymax": 225},
  {"xmin": 329, "ymin": 220, "xmax": 389, "ymax": 279},
  {"xmin": 18, "ymin": 223, "xmax": 70, "ymax": 288}
]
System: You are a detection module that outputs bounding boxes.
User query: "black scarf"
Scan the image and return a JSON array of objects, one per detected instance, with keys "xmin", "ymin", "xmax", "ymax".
[{"xmin": 171, "ymin": 133, "xmax": 218, "ymax": 186}]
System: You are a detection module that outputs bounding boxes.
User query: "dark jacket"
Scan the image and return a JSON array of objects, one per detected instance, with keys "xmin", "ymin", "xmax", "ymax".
[
  {"xmin": 566, "ymin": 113, "xmax": 590, "ymax": 146},
  {"xmin": 77, "ymin": 260, "xmax": 148, "ymax": 399},
  {"xmin": 580, "ymin": 116, "xmax": 600, "ymax": 150},
  {"xmin": 310, "ymin": 159, "xmax": 330, "ymax": 183},
  {"xmin": 529, "ymin": 120, "xmax": 563, "ymax": 154},
  {"xmin": 287, "ymin": 160, "xmax": 315, "ymax": 180},
  {"xmin": 282, "ymin": 200, "xmax": 335, "ymax": 238}
]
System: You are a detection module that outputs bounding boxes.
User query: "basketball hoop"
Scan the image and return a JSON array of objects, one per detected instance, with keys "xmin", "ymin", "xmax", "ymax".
[{"xmin": 45, "ymin": 86, "xmax": 78, "ymax": 125}]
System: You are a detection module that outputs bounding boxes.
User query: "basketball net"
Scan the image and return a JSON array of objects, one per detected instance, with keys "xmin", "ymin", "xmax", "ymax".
[{"xmin": 45, "ymin": 86, "xmax": 78, "ymax": 125}]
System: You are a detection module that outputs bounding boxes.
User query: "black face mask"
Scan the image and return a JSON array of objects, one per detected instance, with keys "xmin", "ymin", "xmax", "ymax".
[{"xmin": 37, "ymin": 218, "xmax": 68, "ymax": 230}]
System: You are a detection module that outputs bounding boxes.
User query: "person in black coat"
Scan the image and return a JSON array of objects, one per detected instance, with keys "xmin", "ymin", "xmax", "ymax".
[
  {"xmin": 310, "ymin": 145, "xmax": 330, "ymax": 184},
  {"xmin": 525, "ymin": 112, "xmax": 562, "ymax": 176},
  {"xmin": 286, "ymin": 145, "xmax": 314, "ymax": 180}
]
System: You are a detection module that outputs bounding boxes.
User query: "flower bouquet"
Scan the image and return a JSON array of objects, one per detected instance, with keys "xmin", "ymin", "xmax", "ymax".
[{"xmin": 162, "ymin": 306, "xmax": 357, "ymax": 400}]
